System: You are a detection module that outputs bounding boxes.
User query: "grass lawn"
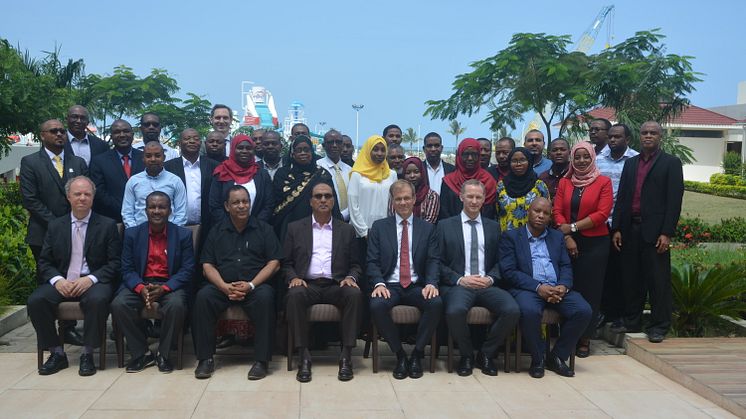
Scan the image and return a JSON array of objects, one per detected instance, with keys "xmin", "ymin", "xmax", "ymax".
[
  {"xmin": 671, "ymin": 246, "xmax": 746, "ymax": 269},
  {"xmin": 681, "ymin": 191, "xmax": 746, "ymax": 224}
]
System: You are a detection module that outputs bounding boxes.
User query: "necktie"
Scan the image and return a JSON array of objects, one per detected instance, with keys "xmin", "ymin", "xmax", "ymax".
[
  {"xmin": 53, "ymin": 155, "xmax": 63, "ymax": 178},
  {"xmin": 66, "ymin": 220, "xmax": 85, "ymax": 281},
  {"xmin": 122, "ymin": 155, "xmax": 131, "ymax": 178},
  {"xmin": 334, "ymin": 164, "xmax": 348, "ymax": 210},
  {"xmin": 399, "ymin": 219, "xmax": 411, "ymax": 288},
  {"xmin": 468, "ymin": 220, "xmax": 479, "ymax": 275}
]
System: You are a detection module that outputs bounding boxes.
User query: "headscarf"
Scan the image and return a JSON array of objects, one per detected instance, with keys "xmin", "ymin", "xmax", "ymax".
[
  {"xmin": 504, "ymin": 147, "xmax": 538, "ymax": 198},
  {"xmin": 350, "ymin": 135, "xmax": 391, "ymax": 183},
  {"xmin": 287, "ymin": 135, "xmax": 318, "ymax": 174},
  {"xmin": 212, "ymin": 134, "xmax": 259, "ymax": 184},
  {"xmin": 443, "ymin": 138, "xmax": 497, "ymax": 204},
  {"xmin": 565, "ymin": 141, "xmax": 601, "ymax": 188},
  {"xmin": 399, "ymin": 157, "xmax": 431, "ymax": 216}
]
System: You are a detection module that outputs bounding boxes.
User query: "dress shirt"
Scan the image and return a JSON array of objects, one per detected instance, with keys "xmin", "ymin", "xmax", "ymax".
[
  {"xmin": 238, "ymin": 179, "xmax": 257, "ymax": 205},
  {"xmin": 379, "ymin": 213, "xmax": 418, "ymax": 287},
  {"xmin": 263, "ymin": 160, "xmax": 283, "ymax": 180},
  {"xmin": 44, "ymin": 148, "xmax": 65, "ymax": 165},
  {"xmin": 182, "ymin": 157, "xmax": 202, "ymax": 225},
  {"xmin": 538, "ymin": 165, "xmax": 568, "ymax": 198},
  {"xmin": 348, "ymin": 170, "xmax": 397, "ymax": 238},
  {"xmin": 134, "ymin": 141, "xmax": 180, "ymax": 160},
  {"xmin": 224, "ymin": 135, "xmax": 231, "ymax": 157},
  {"xmin": 306, "ymin": 215, "xmax": 334, "ymax": 279},
  {"xmin": 49, "ymin": 211, "xmax": 98, "ymax": 285},
  {"xmin": 460, "ymin": 211, "xmax": 485, "ymax": 277},
  {"xmin": 632, "ymin": 149, "xmax": 659, "ymax": 216},
  {"xmin": 317, "ymin": 156, "xmax": 351, "ymax": 221},
  {"xmin": 67, "ymin": 131, "xmax": 92, "ymax": 164},
  {"xmin": 597, "ymin": 146, "xmax": 639, "ymax": 223},
  {"xmin": 426, "ymin": 159, "xmax": 446, "ymax": 198},
  {"xmin": 122, "ymin": 168, "xmax": 187, "ymax": 228},
  {"xmin": 532, "ymin": 156, "xmax": 552, "ymax": 175},
  {"xmin": 525, "ymin": 225, "xmax": 557, "ymax": 289}
]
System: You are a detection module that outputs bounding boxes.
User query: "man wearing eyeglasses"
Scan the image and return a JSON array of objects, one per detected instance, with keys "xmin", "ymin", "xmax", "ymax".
[
  {"xmin": 282, "ymin": 183, "xmax": 363, "ymax": 382},
  {"xmin": 133, "ymin": 113, "xmax": 179, "ymax": 160},
  {"xmin": 64, "ymin": 105, "xmax": 109, "ymax": 165},
  {"xmin": 589, "ymin": 118, "xmax": 612, "ymax": 156}
]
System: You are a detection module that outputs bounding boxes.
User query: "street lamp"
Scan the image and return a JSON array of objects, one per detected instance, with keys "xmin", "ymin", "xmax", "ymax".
[{"xmin": 352, "ymin": 104, "xmax": 364, "ymax": 150}]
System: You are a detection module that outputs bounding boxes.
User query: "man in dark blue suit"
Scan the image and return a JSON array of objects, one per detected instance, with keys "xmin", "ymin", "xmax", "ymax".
[
  {"xmin": 89, "ymin": 120, "xmax": 144, "ymax": 222},
  {"xmin": 368, "ymin": 180, "xmax": 442, "ymax": 380},
  {"xmin": 111, "ymin": 191, "xmax": 195, "ymax": 373},
  {"xmin": 437, "ymin": 179, "xmax": 520, "ymax": 377},
  {"xmin": 499, "ymin": 198, "xmax": 592, "ymax": 378}
]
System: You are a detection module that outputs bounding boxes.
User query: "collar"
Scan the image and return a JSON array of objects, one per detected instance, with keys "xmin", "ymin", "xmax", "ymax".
[
  {"xmin": 601, "ymin": 146, "xmax": 638, "ymax": 161},
  {"xmin": 533, "ymin": 155, "xmax": 545, "ymax": 167},
  {"xmin": 311, "ymin": 214, "xmax": 333, "ymax": 230},
  {"xmin": 264, "ymin": 159, "xmax": 282, "ymax": 170},
  {"xmin": 426, "ymin": 159, "xmax": 442, "ymax": 171},
  {"xmin": 525, "ymin": 224, "xmax": 548, "ymax": 241},
  {"xmin": 223, "ymin": 216, "xmax": 257, "ymax": 233},
  {"xmin": 641, "ymin": 148, "xmax": 660, "ymax": 162},
  {"xmin": 45, "ymin": 147, "xmax": 64, "ymax": 161},
  {"xmin": 460, "ymin": 211, "xmax": 482, "ymax": 225},
  {"xmin": 67, "ymin": 130, "xmax": 89, "ymax": 142},
  {"xmin": 71, "ymin": 210, "xmax": 92, "ymax": 224},
  {"xmin": 320, "ymin": 156, "xmax": 346, "ymax": 169},
  {"xmin": 145, "ymin": 167, "xmax": 165, "ymax": 179},
  {"xmin": 548, "ymin": 165, "xmax": 569, "ymax": 177},
  {"xmin": 183, "ymin": 156, "xmax": 201, "ymax": 168},
  {"xmin": 395, "ymin": 213, "xmax": 414, "ymax": 226},
  {"xmin": 148, "ymin": 223, "xmax": 168, "ymax": 238}
]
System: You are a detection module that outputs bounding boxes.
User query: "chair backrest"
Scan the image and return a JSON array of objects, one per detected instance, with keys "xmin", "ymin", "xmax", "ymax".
[
  {"xmin": 117, "ymin": 223, "xmax": 124, "ymax": 238},
  {"xmin": 186, "ymin": 224, "xmax": 201, "ymax": 250}
]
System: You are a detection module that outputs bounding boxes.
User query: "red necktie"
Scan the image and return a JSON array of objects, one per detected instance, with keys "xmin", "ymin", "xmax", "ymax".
[
  {"xmin": 400, "ymin": 219, "xmax": 411, "ymax": 288},
  {"xmin": 122, "ymin": 155, "xmax": 131, "ymax": 178}
]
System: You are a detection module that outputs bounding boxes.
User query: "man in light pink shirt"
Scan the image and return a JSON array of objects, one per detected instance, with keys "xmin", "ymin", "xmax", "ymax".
[{"xmin": 282, "ymin": 183, "xmax": 363, "ymax": 383}]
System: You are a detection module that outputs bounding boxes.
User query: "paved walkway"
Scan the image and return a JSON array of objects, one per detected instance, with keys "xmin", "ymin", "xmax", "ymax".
[{"xmin": 0, "ymin": 322, "xmax": 738, "ymax": 418}]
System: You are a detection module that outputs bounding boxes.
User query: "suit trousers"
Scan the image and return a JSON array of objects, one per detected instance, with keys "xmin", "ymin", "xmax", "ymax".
[
  {"xmin": 571, "ymin": 234, "xmax": 610, "ymax": 338},
  {"xmin": 443, "ymin": 285, "xmax": 520, "ymax": 358},
  {"xmin": 620, "ymin": 222, "xmax": 673, "ymax": 334},
  {"xmin": 511, "ymin": 289, "xmax": 592, "ymax": 361},
  {"xmin": 285, "ymin": 279, "xmax": 363, "ymax": 349},
  {"xmin": 601, "ymin": 240, "xmax": 625, "ymax": 321},
  {"xmin": 370, "ymin": 284, "xmax": 443, "ymax": 354},
  {"xmin": 27, "ymin": 283, "xmax": 113, "ymax": 349},
  {"xmin": 111, "ymin": 288, "xmax": 188, "ymax": 359},
  {"xmin": 191, "ymin": 283, "xmax": 275, "ymax": 362}
]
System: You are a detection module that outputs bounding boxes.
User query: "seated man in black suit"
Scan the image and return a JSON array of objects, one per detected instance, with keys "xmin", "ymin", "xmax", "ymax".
[
  {"xmin": 499, "ymin": 198, "xmax": 592, "ymax": 378},
  {"xmin": 111, "ymin": 191, "xmax": 195, "ymax": 373},
  {"xmin": 437, "ymin": 179, "xmax": 520, "ymax": 377},
  {"xmin": 89, "ymin": 120, "xmax": 144, "ymax": 222},
  {"xmin": 191, "ymin": 185, "xmax": 282, "ymax": 380},
  {"xmin": 283, "ymin": 183, "xmax": 363, "ymax": 383},
  {"xmin": 368, "ymin": 179, "xmax": 442, "ymax": 380},
  {"xmin": 27, "ymin": 176, "xmax": 121, "ymax": 376}
]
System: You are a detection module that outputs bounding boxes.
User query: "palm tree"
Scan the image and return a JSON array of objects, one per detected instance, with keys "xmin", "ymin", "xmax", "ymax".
[
  {"xmin": 447, "ymin": 120, "xmax": 466, "ymax": 143},
  {"xmin": 402, "ymin": 127, "xmax": 419, "ymax": 154}
]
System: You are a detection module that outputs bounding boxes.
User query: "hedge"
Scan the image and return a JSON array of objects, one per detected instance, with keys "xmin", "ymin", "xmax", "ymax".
[
  {"xmin": 710, "ymin": 173, "xmax": 746, "ymax": 187},
  {"xmin": 676, "ymin": 216, "xmax": 746, "ymax": 247},
  {"xmin": 684, "ymin": 180, "xmax": 746, "ymax": 200},
  {"xmin": 0, "ymin": 183, "xmax": 36, "ymax": 306}
]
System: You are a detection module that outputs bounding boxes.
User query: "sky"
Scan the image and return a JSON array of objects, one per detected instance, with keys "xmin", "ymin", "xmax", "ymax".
[{"xmin": 4, "ymin": 0, "xmax": 746, "ymax": 149}]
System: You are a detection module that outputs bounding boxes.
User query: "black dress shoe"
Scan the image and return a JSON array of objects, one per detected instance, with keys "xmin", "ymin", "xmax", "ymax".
[
  {"xmin": 408, "ymin": 351, "xmax": 423, "ymax": 379},
  {"xmin": 63, "ymin": 328, "xmax": 84, "ymax": 346},
  {"xmin": 126, "ymin": 352, "xmax": 156, "ymax": 373},
  {"xmin": 215, "ymin": 334, "xmax": 236, "ymax": 349},
  {"xmin": 338, "ymin": 358, "xmax": 354, "ymax": 381},
  {"xmin": 194, "ymin": 358, "xmax": 215, "ymax": 379},
  {"xmin": 156, "ymin": 353, "xmax": 173, "ymax": 373},
  {"xmin": 546, "ymin": 352, "xmax": 574, "ymax": 377},
  {"xmin": 248, "ymin": 361, "xmax": 268, "ymax": 380},
  {"xmin": 456, "ymin": 356, "xmax": 474, "ymax": 377},
  {"xmin": 296, "ymin": 358, "xmax": 312, "ymax": 383},
  {"xmin": 648, "ymin": 332, "xmax": 665, "ymax": 343},
  {"xmin": 393, "ymin": 352, "xmax": 409, "ymax": 380},
  {"xmin": 528, "ymin": 358, "xmax": 545, "ymax": 378},
  {"xmin": 79, "ymin": 353, "xmax": 96, "ymax": 376},
  {"xmin": 576, "ymin": 339, "xmax": 591, "ymax": 358},
  {"xmin": 39, "ymin": 352, "xmax": 68, "ymax": 375},
  {"xmin": 476, "ymin": 351, "xmax": 498, "ymax": 376}
]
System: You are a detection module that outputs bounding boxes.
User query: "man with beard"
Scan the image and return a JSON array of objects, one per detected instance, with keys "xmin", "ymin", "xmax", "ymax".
[
  {"xmin": 589, "ymin": 118, "xmax": 611, "ymax": 155},
  {"xmin": 524, "ymin": 130, "xmax": 551, "ymax": 174}
]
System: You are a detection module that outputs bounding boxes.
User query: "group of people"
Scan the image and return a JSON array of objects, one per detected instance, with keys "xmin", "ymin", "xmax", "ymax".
[{"xmin": 20, "ymin": 104, "xmax": 684, "ymax": 384}]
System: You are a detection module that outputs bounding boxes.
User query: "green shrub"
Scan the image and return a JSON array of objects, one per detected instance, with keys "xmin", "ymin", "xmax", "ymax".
[
  {"xmin": 0, "ymin": 183, "xmax": 36, "ymax": 305},
  {"xmin": 711, "ymin": 217, "xmax": 746, "ymax": 243},
  {"xmin": 710, "ymin": 173, "xmax": 746, "ymax": 186},
  {"xmin": 723, "ymin": 151, "xmax": 743, "ymax": 176},
  {"xmin": 672, "ymin": 247, "xmax": 746, "ymax": 270},
  {"xmin": 675, "ymin": 217, "xmax": 713, "ymax": 247},
  {"xmin": 684, "ymin": 180, "xmax": 746, "ymax": 200}
]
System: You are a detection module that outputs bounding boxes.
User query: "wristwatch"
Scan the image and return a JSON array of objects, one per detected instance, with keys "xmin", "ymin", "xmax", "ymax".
[{"xmin": 570, "ymin": 223, "xmax": 578, "ymax": 233}]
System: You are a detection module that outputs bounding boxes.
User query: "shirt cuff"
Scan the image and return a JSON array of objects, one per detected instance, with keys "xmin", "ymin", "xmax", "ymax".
[
  {"xmin": 345, "ymin": 276, "xmax": 357, "ymax": 283},
  {"xmin": 374, "ymin": 282, "xmax": 386, "ymax": 288},
  {"xmin": 87, "ymin": 275, "xmax": 98, "ymax": 284},
  {"xmin": 134, "ymin": 283, "xmax": 145, "ymax": 294},
  {"xmin": 486, "ymin": 276, "xmax": 495, "ymax": 285},
  {"xmin": 49, "ymin": 276, "xmax": 64, "ymax": 286}
]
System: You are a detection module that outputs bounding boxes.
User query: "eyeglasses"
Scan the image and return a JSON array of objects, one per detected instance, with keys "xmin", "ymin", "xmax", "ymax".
[
  {"xmin": 42, "ymin": 128, "xmax": 66, "ymax": 135},
  {"xmin": 511, "ymin": 158, "xmax": 529, "ymax": 164},
  {"xmin": 312, "ymin": 193, "xmax": 334, "ymax": 200}
]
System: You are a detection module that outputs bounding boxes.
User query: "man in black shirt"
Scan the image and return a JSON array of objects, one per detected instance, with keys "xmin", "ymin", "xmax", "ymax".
[{"xmin": 191, "ymin": 185, "xmax": 282, "ymax": 380}]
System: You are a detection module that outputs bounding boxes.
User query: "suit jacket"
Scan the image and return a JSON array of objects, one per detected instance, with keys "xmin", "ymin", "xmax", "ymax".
[
  {"xmin": 20, "ymin": 149, "xmax": 88, "ymax": 247},
  {"xmin": 612, "ymin": 151, "xmax": 684, "ymax": 243},
  {"xmin": 164, "ymin": 155, "xmax": 220, "ymax": 226},
  {"xmin": 208, "ymin": 169, "xmax": 275, "ymax": 224},
  {"xmin": 436, "ymin": 214, "xmax": 502, "ymax": 287},
  {"xmin": 89, "ymin": 148, "xmax": 145, "ymax": 222},
  {"xmin": 367, "ymin": 215, "xmax": 440, "ymax": 288},
  {"xmin": 443, "ymin": 161, "xmax": 456, "ymax": 174},
  {"xmin": 120, "ymin": 222, "xmax": 195, "ymax": 292},
  {"xmin": 498, "ymin": 226, "xmax": 573, "ymax": 292},
  {"xmin": 37, "ymin": 212, "xmax": 121, "ymax": 285},
  {"xmin": 282, "ymin": 217, "xmax": 362, "ymax": 283},
  {"xmin": 64, "ymin": 133, "xmax": 109, "ymax": 161},
  {"xmin": 553, "ymin": 176, "xmax": 613, "ymax": 237},
  {"xmin": 438, "ymin": 183, "xmax": 497, "ymax": 221}
]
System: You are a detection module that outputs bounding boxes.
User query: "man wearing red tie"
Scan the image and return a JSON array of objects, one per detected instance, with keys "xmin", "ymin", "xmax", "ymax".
[{"xmin": 367, "ymin": 180, "xmax": 443, "ymax": 379}]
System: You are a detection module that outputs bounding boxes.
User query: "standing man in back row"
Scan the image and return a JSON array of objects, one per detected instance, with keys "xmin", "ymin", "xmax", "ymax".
[
  {"xmin": 524, "ymin": 130, "xmax": 552, "ymax": 175},
  {"xmin": 65, "ymin": 105, "xmax": 109, "ymax": 165},
  {"xmin": 317, "ymin": 130, "xmax": 352, "ymax": 221},
  {"xmin": 133, "ymin": 113, "xmax": 179, "ymax": 160},
  {"xmin": 210, "ymin": 104, "xmax": 233, "ymax": 157},
  {"xmin": 422, "ymin": 132, "xmax": 454, "ymax": 196}
]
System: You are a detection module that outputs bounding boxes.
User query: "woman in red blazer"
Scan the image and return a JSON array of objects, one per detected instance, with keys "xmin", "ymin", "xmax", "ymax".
[{"xmin": 553, "ymin": 141, "xmax": 613, "ymax": 358}]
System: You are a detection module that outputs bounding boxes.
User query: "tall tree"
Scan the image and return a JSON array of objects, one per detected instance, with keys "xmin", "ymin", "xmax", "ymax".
[
  {"xmin": 401, "ymin": 127, "xmax": 419, "ymax": 153},
  {"xmin": 145, "ymin": 93, "xmax": 213, "ymax": 144},
  {"xmin": 447, "ymin": 120, "xmax": 466, "ymax": 142}
]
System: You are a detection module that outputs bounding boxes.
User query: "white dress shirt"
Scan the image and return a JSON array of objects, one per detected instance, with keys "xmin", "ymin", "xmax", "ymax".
[
  {"xmin": 134, "ymin": 140, "xmax": 180, "ymax": 160},
  {"xmin": 183, "ymin": 157, "xmax": 202, "ymax": 225},
  {"xmin": 238, "ymin": 178, "xmax": 257, "ymax": 205},
  {"xmin": 317, "ymin": 156, "xmax": 352, "ymax": 221},
  {"xmin": 67, "ymin": 131, "xmax": 92, "ymax": 164},
  {"xmin": 426, "ymin": 159, "xmax": 446, "ymax": 198},
  {"xmin": 460, "ymin": 211, "xmax": 485, "ymax": 277}
]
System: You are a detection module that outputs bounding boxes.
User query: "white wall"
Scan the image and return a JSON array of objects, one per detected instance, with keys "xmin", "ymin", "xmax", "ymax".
[{"xmin": 679, "ymin": 137, "xmax": 726, "ymax": 182}]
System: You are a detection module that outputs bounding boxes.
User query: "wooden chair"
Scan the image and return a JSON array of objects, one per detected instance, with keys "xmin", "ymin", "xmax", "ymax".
[
  {"xmin": 37, "ymin": 302, "xmax": 107, "ymax": 370},
  {"xmin": 371, "ymin": 305, "xmax": 438, "ymax": 373},
  {"xmin": 514, "ymin": 307, "xmax": 576, "ymax": 372},
  {"xmin": 446, "ymin": 306, "xmax": 511, "ymax": 373},
  {"xmin": 286, "ymin": 304, "xmax": 342, "ymax": 371}
]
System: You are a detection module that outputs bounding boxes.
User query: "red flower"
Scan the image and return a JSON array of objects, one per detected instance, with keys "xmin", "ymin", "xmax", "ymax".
[{"xmin": 684, "ymin": 233, "xmax": 693, "ymax": 239}]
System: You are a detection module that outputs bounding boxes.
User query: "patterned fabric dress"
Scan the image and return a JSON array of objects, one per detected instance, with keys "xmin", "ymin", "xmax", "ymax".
[{"xmin": 496, "ymin": 179, "xmax": 550, "ymax": 232}]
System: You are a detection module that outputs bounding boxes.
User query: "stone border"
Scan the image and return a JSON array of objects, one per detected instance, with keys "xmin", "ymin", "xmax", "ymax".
[{"xmin": 0, "ymin": 306, "xmax": 28, "ymax": 339}]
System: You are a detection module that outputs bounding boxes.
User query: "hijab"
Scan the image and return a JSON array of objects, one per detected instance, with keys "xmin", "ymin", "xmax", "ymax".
[
  {"xmin": 399, "ymin": 157, "xmax": 431, "ymax": 215},
  {"xmin": 350, "ymin": 135, "xmax": 391, "ymax": 183},
  {"xmin": 287, "ymin": 135, "xmax": 318, "ymax": 174},
  {"xmin": 566, "ymin": 141, "xmax": 601, "ymax": 188},
  {"xmin": 443, "ymin": 138, "xmax": 497, "ymax": 204},
  {"xmin": 504, "ymin": 147, "xmax": 538, "ymax": 198},
  {"xmin": 213, "ymin": 134, "xmax": 259, "ymax": 184}
]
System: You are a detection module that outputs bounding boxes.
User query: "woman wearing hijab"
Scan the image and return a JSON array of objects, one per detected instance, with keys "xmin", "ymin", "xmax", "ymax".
[
  {"xmin": 209, "ymin": 134, "xmax": 275, "ymax": 224},
  {"xmin": 553, "ymin": 141, "xmax": 613, "ymax": 358},
  {"xmin": 348, "ymin": 135, "xmax": 397, "ymax": 239},
  {"xmin": 391, "ymin": 157, "xmax": 439, "ymax": 223},
  {"xmin": 439, "ymin": 138, "xmax": 498, "ymax": 220},
  {"xmin": 272, "ymin": 135, "xmax": 340, "ymax": 241},
  {"xmin": 495, "ymin": 147, "xmax": 550, "ymax": 232}
]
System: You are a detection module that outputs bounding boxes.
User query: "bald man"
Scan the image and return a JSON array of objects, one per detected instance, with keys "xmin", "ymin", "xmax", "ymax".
[{"xmin": 65, "ymin": 105, "xmax": 109, "ymax": 165}]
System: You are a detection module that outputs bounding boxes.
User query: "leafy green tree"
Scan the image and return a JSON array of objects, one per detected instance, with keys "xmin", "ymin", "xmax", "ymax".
[
  {"xmin": 145, "ymin": 93, "xmax": 213, "ymax": 143},
  {"xmin": 447, "ymin": 120, "xmax": 466, "ymax": 142},
  {"xmin": 401, "ymin": 127, "xmax": 419, "ymax": 153}
]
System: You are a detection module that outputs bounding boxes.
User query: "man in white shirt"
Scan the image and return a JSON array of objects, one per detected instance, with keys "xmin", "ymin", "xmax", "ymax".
[
  {"xmin": 317, "ymin": 130, "xmax": 352, "ymax": 221},
  {"xmin": 422, "ymin": 132, "xmax": 454, "ymax": 195},
  {"xmin": 65, "ymin": 105, "xmax": 109, "ymax": 165},
  {"xmin": 210, "ymin": 104, "xmax": 233, "ymax": 157}
]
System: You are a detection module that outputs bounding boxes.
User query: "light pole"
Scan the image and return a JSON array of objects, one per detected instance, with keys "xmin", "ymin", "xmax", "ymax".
[{"xmin": 352, "ymin": 104, "xmax": 364, "ymax": 150}]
